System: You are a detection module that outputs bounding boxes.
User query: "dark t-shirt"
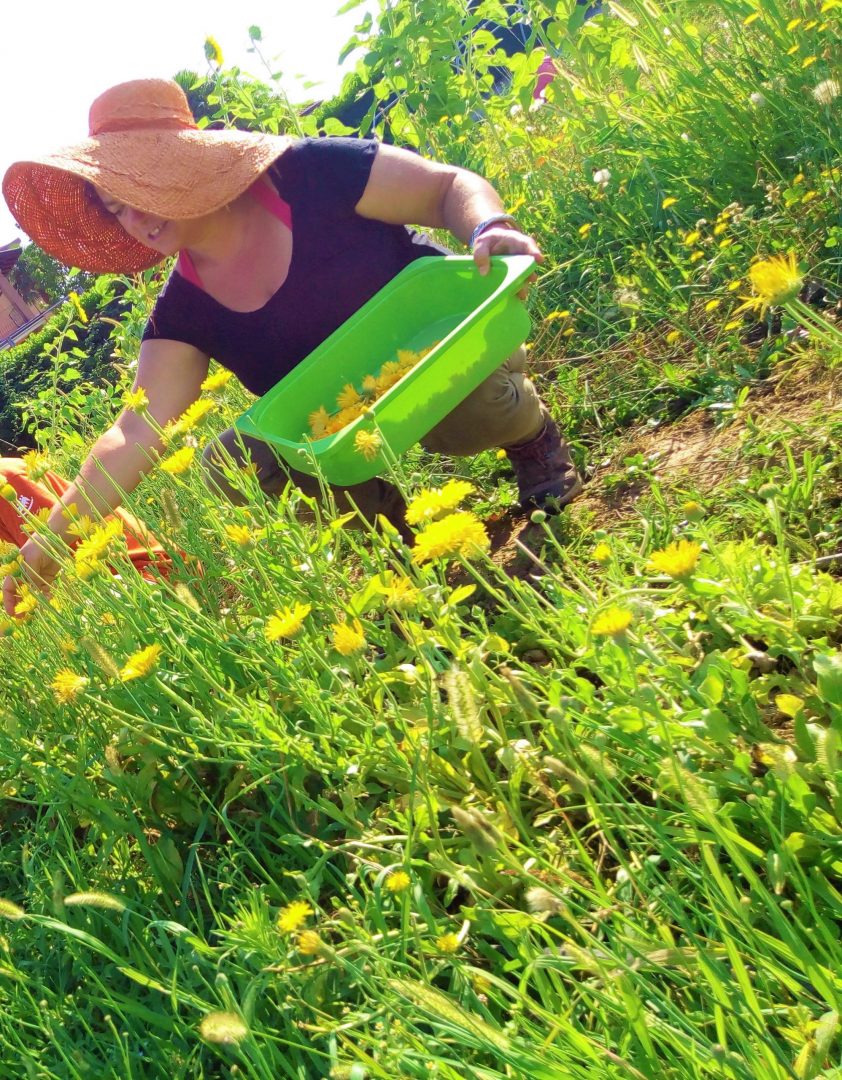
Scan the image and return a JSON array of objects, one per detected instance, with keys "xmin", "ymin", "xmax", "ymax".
[{"xmin": 142, "ymin": 137, "xmax": 448, "ymax": 395}]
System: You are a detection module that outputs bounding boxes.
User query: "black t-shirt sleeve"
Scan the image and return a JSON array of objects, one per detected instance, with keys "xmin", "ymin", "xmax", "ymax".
[
  {"xmin": 268, "ymin": 137, "xmax": 379, "ymax": 218},
  {"xmin": 141, "ymin": 271, "xmax": 211, "ymax": 353}
]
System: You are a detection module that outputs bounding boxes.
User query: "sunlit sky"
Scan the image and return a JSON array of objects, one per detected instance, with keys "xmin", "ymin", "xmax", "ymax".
[{"xmin": 1, "ymin": 0, "xmax": 376, "ymax": 243}]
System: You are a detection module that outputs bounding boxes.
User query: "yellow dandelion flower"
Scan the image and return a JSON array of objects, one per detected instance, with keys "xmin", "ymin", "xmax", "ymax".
[
  {"xmin": 803, "ymin": 19, "xmax": 819, "ymax": 29},
  {"xmin": 201, "ymin": 369, "xmax": 234, "ymax": 393},
  {"xmin": 719, "ymin": 238, "xmax": 734, "ymax": 249},
  {"xmin": 496, "ymin": 449, "xmax": 507, "ymax": 460},
  {"xmin": 331, "ymin": 618, "xmax": 366, "ymax": 656},
  {"xmin": 14, "ymin": 587, "xmax": 38, "ymax": 619},
  {"xmin": 396, "ymin": 349, "xmax": 421, "ymax": 372},
  {"xmin": 160, "ymin": 446, "xmax": 196, "ymax": 475},
  {"xmin": 308, "ymin": 406, "xmax": 332, "ymax": 437},
  {"xmin": 23, "ymin": 450, "xmax": 50, "ymax": 481},
  {"xmin": 119, "ymin": 644, "xmax": 162, "ymax": 682},
  {"xmin": 592, "ymin": 542, "xmax": 611, "ymax": 563},
  {"xmin": 354, "ymin": 429, "xmax": 382, "ymax": 461},
  {"xmin": 661, "ymin": 197, "xmax": 678, "ymax": 209},
  {"xmin": 203, "ymin": 35, "xmax": 224, "ymax": 67},
  {"xmin": 684, "ymin": 230, "xmax": 702, "ymax": 246},
  {"xmin": 51, "ymin": 669, "xmax": 89, "ymax": 703},
  {"xmin": 361, "ymin": 374, "xmax": 379, "ymax": 395},
  {"xmin": 727, "ymin": 279, "xmax": 742, "ymax": 291},
  {"xmin": 649, "ymin": 539, "xmax": 701, "ymax": 578},
  {"xmin": 743, "ymin": 11, "xmax": 760, "ymax": 25},
  {"xmin": 385, "ymin": 870, "xmax": 411, "ymax": 893},
  {"xmin": 436, "ymin": 932, "xmax": 461, "ymax": 953},
  {"xmin": 73, "ymin": 519, "xmax": 123, "ymax": 566},
  {"xmin": 75, "ymin": 557, "xmax": 104, "ymax": 581},
  {"xmin": 786, "ymin": 17, "xmax": 801, "ymax": 29},
  {"xmin": 713, "ymin": 222, "xmax": 728, "ymax": 236},
  {"xmin": 578, "ymin": 222, "xmax": 593, "ymax": 237},
  {"xmin": 265, "ymin": 602, "xmax": 311, "ymax": 642},
  {"xmin": 169, "ymin": 399, "xmax": 215, "ymax": 437},
  {"xmin": 296, "ymin": 929, "xmax": 325, "ymax": 956},
  {"xmin": 122, "ymin": 387, "xmax": 148, "ymax": 411},
  {"xmin": 379, "ymin": 360, "xmax": 403, "ymax": 384},
  {"xmin": 544, "ymin": 310, "xmax": 571, "ymax": 322},
  {"xmin": 801, "ymin": 190, "xmax": 818, "ymax": 204},
  {"xmin": 689, "ymin": 250, "xmax": 705, "ymax": 263},
  {"xmin": 724, "ymin": 319, "xmax": 742, "ymax": 330},
  {"xmin": 336, "ymin": 382, "xmax": 362, "ymax": 410},
  {"xmin": 68, "ymin": 291, "xmax": 88, "ymax": 324},
  {"xmin": 405, "ymin": 480, "xmax": 476, "ymax": 525},
  {"xmin": 198, "ymin": 1011, "xmax": 248, "ymax": 1045},
  {"xmin": 277, "ymin": 899, "xmax": 312, "ymax": 933},
  {"xmin": 381, "ymin": 575, "xmax": 420, "ymax": 610},
  {"xmin": 412, "ymin": 511, "xmax": 490, "ymax": 565},
  {"xmin": 786, "ymin": 44, "xmax": 800, "ymax": 55},
  {"xmin": 736, "ymin": 252, "xmax": 803, "ymax": 316},
  {"xmin": 224, "ymin": 523, "xmax": 254, "ymax": 546},
  {"xmin": 592, "ymin": 606, "xmax": 633, "ymax": 638},
  {"xmin": 802, "ymin": 55, "xmax": 818, "ymax": 68},
  {"xmin": 682, "ymin": 500, "xmax": 705, "ymax": 521},
  {"xmin": 666, "ymin": 329, "xmax": 681, "ymax": 345},
  {"xmin": 1, "ymin": 483, "xmax": 17, "ymax": 502},
  {"xmin": 704, "ymin": 298, "xmax": 722, "ymax": 312}
]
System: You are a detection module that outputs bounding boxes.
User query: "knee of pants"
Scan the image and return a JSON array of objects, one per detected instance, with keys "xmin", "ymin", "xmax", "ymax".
[{"xmin": 421, "ymin": 347, "xmax": 543, "ymax": 456}]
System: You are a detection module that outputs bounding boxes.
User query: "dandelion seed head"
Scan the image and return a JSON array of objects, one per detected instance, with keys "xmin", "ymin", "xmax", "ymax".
[{"xmin": 812, "ymin": 78, "xmax": 840, "ymax": 105}]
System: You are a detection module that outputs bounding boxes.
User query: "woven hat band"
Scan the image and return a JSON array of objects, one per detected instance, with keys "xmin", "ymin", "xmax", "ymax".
[{"xmin": 92, "ymin": 114, "xmax": 198, "ymax": 136}]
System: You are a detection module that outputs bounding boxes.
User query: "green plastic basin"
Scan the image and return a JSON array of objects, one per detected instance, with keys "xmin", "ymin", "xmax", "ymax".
[{"xmin": 235, "ymin": 254, "xmax": 535, "ymax": 486}]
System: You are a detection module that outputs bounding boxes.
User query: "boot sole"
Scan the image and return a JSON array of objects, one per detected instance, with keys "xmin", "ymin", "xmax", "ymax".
[{"xmin": 519, "ymin": 473, "xmax": 584, "ymax": 514}]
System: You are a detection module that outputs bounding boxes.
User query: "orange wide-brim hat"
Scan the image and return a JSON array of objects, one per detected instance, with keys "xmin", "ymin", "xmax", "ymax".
[{"xmin": 2, "ymin": 79, "xmax": 290, "ymax": 275}]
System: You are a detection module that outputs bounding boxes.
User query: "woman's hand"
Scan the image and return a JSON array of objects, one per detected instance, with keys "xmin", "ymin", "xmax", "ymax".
[
  {"xmin": 3, "ymin": 536, "xmax": 61, "ymax": 616},
  {"xmin": 472, "ymin": 224, "xmax": 544, "ymax": 277}
]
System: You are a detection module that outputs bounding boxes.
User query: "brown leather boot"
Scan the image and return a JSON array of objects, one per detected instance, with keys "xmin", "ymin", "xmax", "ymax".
[{"xmin": 505, "ymin": 412, "xmax": 583, "ymax": 513}]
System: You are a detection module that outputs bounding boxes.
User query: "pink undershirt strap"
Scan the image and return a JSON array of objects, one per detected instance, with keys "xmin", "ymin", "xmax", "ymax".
[{"xmin": 175, "ymin": 178, "xmax": 292, "ymax": 291}]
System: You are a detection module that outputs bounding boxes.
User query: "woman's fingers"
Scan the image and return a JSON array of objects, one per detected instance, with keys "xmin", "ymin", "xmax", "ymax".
[
  {"xmin": 2, "ymin": 575, "xmax": 18, "ymax": 617},
  {"xmin": 472, "ymin": 227, "xmax": 544, "ymax": 275}
]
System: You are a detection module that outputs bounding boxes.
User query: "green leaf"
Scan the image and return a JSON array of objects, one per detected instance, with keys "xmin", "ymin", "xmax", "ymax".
[{"xmin": 814, "ymin": 652, "xmax": 842, "ymax": 706}]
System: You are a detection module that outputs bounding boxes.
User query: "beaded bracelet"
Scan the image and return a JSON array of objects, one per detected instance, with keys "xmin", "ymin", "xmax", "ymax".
[{"xmin": 469, "ymin": 213, "xmax": 519, "ymax": 251}]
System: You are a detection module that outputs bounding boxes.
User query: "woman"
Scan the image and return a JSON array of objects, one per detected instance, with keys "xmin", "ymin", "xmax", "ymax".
[{"xmin": 2, "ymin": 79, "xmax": 580, "ymax": 617}]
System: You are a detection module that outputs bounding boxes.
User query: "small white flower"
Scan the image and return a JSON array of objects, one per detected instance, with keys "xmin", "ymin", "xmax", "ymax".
[
  {"xmin": 529, "ymin": 98, "xmax": 546, "ymax": 112},
  {"xmin": 509, "ymin": 103, "xmax": 523, "ymax": 117},
  {"xmin": 749, "ymin": 91, "xmax": 766, "ymax": 107},
  {"xmin": 592, "ymin": 168, "xmax": 612, "ymax": 186},
  {"xmin": 680, "ymin": 132, "xmax": 691, "ymax": 142},
  {"xmin": 812, "ymin": 79, "xmax": 840, "ymax": 106}
]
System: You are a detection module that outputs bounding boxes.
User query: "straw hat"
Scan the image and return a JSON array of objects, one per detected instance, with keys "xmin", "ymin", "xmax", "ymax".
[{"xmin": 2, "ymin": 79, "xmax": 290, "ymax": 274}]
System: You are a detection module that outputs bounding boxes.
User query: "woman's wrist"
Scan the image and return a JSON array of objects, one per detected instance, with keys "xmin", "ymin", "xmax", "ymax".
[{"xmin": 469, "ymin": 213, "xmax": 520, "ymax": 250}]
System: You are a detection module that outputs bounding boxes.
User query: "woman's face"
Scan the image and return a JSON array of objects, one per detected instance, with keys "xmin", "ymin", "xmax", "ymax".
[{"xmin": 92, "ymin": 184, "xmax": 192, "ymax": 256}]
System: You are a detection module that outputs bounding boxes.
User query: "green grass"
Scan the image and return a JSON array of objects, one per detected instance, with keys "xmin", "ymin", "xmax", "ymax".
[{"xmin": 1, "ymin": 1, "xmax": 841, "ymax": 1077}]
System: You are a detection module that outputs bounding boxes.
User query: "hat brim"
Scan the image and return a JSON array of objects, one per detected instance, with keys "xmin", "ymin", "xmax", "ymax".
[{"xmin": 2, "ymin": 130, "xmax": 290, "ymax": 274}]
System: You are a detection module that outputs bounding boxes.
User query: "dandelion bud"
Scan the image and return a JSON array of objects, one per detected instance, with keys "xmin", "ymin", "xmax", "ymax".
[
  {"xmin": 451, "ymin": 805, "xmax": 501, "ymax": 856},
  {"xmin": 442, "ymin": 665, "xmax": 483, "ymax": 743},
  {"xmin": 80, "ymin": 636, "xmax": 120, "ymax": 680},
  {"xmin": 541, "ymin": 756, "xmax": 589, "ymax": 793},
  {"xmin": 592, "ymin": 168, "xmax": 612, "ymax": 186}
]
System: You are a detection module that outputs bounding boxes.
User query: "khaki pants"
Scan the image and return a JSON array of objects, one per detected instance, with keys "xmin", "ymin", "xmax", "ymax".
[{"xmin": 202, "ymin": 348, "xmax": 544, "ymax": 522}]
